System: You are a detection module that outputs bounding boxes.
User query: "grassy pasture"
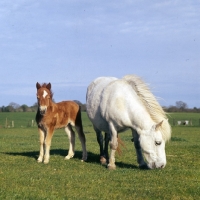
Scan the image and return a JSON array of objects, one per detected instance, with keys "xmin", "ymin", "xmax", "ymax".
[
  {"xmin": 168, "ymin": 112, "xmax": 200, "ymax": 126},
  {"xmin": 0, "ymin": 112, "xmax": 200, "ymax": 199}
]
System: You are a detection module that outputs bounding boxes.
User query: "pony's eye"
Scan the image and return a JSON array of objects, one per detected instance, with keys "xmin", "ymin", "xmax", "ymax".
[{"xmin": 155, "ymin": 141, "xmax": 161, "ymax": 146}]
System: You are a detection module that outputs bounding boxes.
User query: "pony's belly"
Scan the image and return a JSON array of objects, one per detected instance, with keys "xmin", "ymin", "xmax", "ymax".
[
  {"xmin": 117, "ymin": 127, "xmax": 129, "ymax": 133},
  {"xmin": 91, "ymin": 118, "xmax": 110, "ymax": 133}
]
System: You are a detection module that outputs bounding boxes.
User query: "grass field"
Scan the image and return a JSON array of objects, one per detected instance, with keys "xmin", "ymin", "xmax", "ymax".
[{"xmin": 0, "ymin": 112, "xmax": 200, "ymax": 199}]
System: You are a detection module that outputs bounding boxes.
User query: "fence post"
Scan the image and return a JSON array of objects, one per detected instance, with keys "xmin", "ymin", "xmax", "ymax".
[{"xmin": 5, "ymin": 118, "xmax": 8, "ymax": 128}]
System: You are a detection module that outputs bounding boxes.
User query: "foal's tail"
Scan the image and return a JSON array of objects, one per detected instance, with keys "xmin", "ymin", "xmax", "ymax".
[
  {"xmin": 75, "ymin": 105, "xmax": 84, "ymax": 130},
  {"xmin": 116, "ymin": 136, "xmax": 126, "ymax": 155}
]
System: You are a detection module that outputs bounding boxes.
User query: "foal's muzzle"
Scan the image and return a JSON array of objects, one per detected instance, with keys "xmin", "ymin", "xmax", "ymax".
[{"xmin": 39, "ymin": 106, "xmax": 47, "ymax": 115}]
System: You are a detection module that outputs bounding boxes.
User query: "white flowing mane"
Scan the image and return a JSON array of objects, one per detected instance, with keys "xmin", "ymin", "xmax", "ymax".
[{"xmin": 123, "ymin": 75, "xmax": 171, "ymax": 142}]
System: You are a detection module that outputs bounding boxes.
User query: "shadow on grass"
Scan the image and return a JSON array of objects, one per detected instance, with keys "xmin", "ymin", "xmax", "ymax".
[{"xmin": 2, "ymin": 149, "xmax": 139, "ymax": 169}]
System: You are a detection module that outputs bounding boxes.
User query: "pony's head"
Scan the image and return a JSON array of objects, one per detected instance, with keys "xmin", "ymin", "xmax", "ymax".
[
  {"xmin": 139, "ymin": 120, "xmax": 167, "ymax": 169},
  {"xmin": 36, "ymin": 82, "xmax": 52, "ymax": 115}
]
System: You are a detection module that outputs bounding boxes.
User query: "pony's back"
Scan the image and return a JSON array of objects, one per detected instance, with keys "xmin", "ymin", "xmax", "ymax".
[{"xmin": 86, "ymin": 77, "xmax": 117, "ymax": 132}]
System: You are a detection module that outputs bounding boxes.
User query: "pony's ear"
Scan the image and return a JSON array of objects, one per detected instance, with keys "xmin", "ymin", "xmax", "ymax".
[
  {"xmin": 36, "ymin": 82, "xmax": 41, "ymax": 89},
  {"xmin": 46, "ymin": 83, "xmax": 51, "ymax": 90},
  {"xmin": 155, "ymin": 120, "xmax": 163, "ymax": 131}
]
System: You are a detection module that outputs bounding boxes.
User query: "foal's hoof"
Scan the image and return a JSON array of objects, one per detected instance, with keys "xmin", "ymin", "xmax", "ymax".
[
  {"xmin": 107, "ymin": 164, "xmax": 116, "ymax": 170},
  {"xmin": 65, "ymin": 154, "xmax": 74, "ymax": 160},
  {"xmin": 44, "ymin": 160, "xmax": 49, "ymax": 164},
  {"xmin": 37, "ymin": 158, "xmax": 43, "ymax": 163},
  {"xmin": 100, "ymin": 156, "xmax": 107, "ymax": 165}
]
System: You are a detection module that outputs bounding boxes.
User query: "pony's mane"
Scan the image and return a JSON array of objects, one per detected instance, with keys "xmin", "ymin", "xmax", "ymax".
[
  {"xmin": 40, "ymin": 83, "xmax": 54, "ymax": 99},
  {"xmin": 123, "ymin": 75, "xmax": 171, "ymax": 142}
]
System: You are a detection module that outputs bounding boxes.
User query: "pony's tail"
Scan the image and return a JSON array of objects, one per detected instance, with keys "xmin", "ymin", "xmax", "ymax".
[{"xmin": 116, "ymin": 136, "xmax": 126, "ymax": 155}]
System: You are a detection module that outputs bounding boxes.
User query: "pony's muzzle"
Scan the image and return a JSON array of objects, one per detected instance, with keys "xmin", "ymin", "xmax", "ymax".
[
  {"xmin": 39, "ymin": 106, "xmax": 47, "ymax": 115},
  {"xmin": 148, "ymin": 162, "xmax": 166, "ymax": 169}
]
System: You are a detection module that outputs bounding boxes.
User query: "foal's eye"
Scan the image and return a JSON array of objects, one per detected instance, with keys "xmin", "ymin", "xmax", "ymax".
[{"xmin": 155, "ymin": 141, "xmax": 162, "ymax": 146}]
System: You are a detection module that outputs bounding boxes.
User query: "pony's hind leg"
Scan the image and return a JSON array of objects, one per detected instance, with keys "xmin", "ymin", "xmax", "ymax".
[
  {"xmin": 65, "ymin": 124, "xmax": 75, "ymax": 160},
  {"xmin": 108, "ymin": 122, "xmax": 118, "ymax": 170},
  {"xmin": 37, "ymin": 128, "xmax": 46, "ymax": 163},
  {"xmin": 132, "ymin": 129, "xmax": 148, "ymax": 169},
  {"xmin": 104, "ymin": 132, "xmax": 110, "ymax": 163}
]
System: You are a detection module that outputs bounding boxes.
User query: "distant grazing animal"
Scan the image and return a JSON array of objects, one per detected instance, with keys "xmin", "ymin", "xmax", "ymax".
[
  {"xmin": 35, "ymin": 82, "xmax": 87, "ymax": 164},
  {"xmin": 86, "ymin": 75, "xmax": 171, "ymax": 170}
]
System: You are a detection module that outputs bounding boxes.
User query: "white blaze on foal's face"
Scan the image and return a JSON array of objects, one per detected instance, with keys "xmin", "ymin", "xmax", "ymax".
[
  {"xmin": 37, "ymin": 89, "xmax": 49, "ymax": 115},
  {"xmin": 43, "ymin": 90, "xmax": 48, "ymax": 98}
]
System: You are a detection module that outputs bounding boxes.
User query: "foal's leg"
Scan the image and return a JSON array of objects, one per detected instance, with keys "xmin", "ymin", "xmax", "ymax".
[
  {"xmin": 132, "ymin": 129, "xmax": 148, "ymax": 169},
  {"xmin": 37, "ymin": 128, "xmax": 46, "ymax": 163},
  {"xmin": 65, "ymin": 124, "xmax": 75, "ymax": 160},
  {"xmin": 75, "ymin": 124, "xmax": 87, "ymax": 161},
  {"xmin": 43, "ymin": 127, "xmax": 54, "ymax": 164},
  {"xmin": 108, "ymin": 122, "xmax": 118, "ymax": 170},
  {"xmin": 74, "ymin": 108, "xmax": 87, "ymax": 161}
]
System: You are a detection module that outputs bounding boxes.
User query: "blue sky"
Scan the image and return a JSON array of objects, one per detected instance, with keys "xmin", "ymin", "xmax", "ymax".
[{"xmin": 0, "ymin": 0, "xmax": 200, "ymax": 108}]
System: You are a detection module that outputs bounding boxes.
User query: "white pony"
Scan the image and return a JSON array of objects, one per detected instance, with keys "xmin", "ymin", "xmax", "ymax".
[{"xmin": 86, "ymin": 75, "xmax": 171, "ymax": 170}]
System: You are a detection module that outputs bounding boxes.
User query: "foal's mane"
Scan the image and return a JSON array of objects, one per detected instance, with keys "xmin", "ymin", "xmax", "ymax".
[
  {"xmin": 123, "ymin": 75, "xmax": 171, "ymax": 142},
  {"xmin": 40, "ymin": 83, "xmax": 54, "ymax": 99}
]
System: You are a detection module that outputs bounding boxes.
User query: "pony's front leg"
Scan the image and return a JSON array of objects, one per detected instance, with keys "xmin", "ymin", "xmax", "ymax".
[
  {"xmin": 65, "ymin": 125, "xmax": 75, "ymax": 160},
  {"xmin": 43, "ymin": 128, "xmax": 54, "ymax": 164},
  {"xmin": 108, "ymin": 123, "xmax": 118, "ymax": 170},
  {"xmin": 104, "ymin": 132, "xmax": 110, "ymax": 163},
  {"xmin": 37, "ymin": 128, "xmax": 46, "ymax": 163},
  {"xmin": 94, "ymin": 127, "xmax": 107, "ymax": 165},
  {"xmin": 132, "ymin": 130, "xmax": 148, "ymax": 169}
]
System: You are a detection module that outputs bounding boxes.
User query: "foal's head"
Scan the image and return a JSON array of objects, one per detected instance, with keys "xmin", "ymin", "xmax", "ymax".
[{"xmin": 36, "ymin": 82, "xmax": 53, "ymax": 115}]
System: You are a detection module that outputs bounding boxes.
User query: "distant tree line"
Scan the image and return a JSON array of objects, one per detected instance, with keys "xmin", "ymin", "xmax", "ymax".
[
  {"xmin": 0, "ymin": 101, "xmax": 87, "ymax": 112},
  {"xmin": 0, "ymin": 100, "xmax": 199, "ymax": 113},
  {"xmin": 164, "ymin": 101, "xmax": 200, "ymax": 113}
]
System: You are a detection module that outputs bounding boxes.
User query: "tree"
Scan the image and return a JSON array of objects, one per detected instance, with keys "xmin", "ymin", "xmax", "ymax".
[
  {"xmin": 9, "ymin": 102, "xmax": 20, "ymax": 110},
  {"xmin": 20, "ymin": 104, "xmax": 29, "ymax": 112},
  {"xmin": 176, "ymin": 101, "xmax": 188, "ymax": 111}
]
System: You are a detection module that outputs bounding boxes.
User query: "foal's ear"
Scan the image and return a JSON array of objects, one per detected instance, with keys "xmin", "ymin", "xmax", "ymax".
[
  {"xmin": 36, "ymin": 82, "xmax": 41, "ymax": 89},
  {"xmin": 46, "ymin": 83, "xmax": 51, "ymax": 90}
]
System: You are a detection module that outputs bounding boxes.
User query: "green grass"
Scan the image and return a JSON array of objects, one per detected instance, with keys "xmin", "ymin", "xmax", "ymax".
[
  {"xmin": 0, "ymin": 112, "xmax": 200, "ymax": 199},
  {"xmin": 0, "ymin": 112, "xmax": 36, "ymax": 128},
  {"xmin": 167, "ymin": 112, "xmax": 200, "ymax": 126}
]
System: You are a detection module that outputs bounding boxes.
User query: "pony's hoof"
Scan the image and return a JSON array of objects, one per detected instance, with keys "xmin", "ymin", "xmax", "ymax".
[
  {"xmin": 107, "ymin": 164, "xmax": 116, "ymax": 170},
  {"xmin": 100, "ymin": 156, "xmax": 107, "ymax": 165},
  {"xmin": 139, "ymin": 164, "xmax": 149, "ymax": 170},
  {"xmin": 81, "ymin": 157, "xmax": 87, "ymax": 162}
]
